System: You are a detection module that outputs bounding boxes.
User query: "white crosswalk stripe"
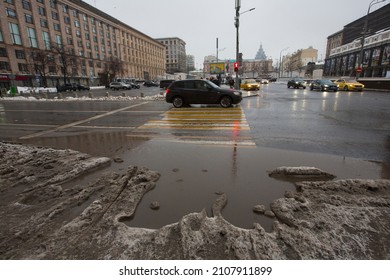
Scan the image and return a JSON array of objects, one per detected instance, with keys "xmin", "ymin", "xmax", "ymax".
[{"xmin": 131, "ymin": 106, "xmax": 256, "ymax": 147}]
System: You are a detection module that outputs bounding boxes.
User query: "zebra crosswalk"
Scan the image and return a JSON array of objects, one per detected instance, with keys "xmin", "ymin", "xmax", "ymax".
[{"xmin": 130, "ymin": 106, "xmax": 256, "ymax": 147}]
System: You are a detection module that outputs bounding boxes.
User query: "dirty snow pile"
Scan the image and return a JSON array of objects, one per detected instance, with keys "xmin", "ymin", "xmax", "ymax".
[{"xmin": 0, "ymin": 142, "xmax": 389, "ymax": 259}]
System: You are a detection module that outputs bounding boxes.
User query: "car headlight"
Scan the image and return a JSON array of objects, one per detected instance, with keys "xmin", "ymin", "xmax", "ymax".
[{"xmin": 234, "ymin": 91, "xmax": 241, "ymax": 96}]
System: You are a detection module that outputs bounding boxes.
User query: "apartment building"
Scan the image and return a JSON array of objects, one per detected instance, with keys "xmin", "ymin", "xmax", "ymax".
[
  {"xmin": 0, "ymin": 0, "xmax": 166, "ymax": 89},
  {"xmin": 155, "ymin": 37, "xmax": 187, "ymax": 74}
]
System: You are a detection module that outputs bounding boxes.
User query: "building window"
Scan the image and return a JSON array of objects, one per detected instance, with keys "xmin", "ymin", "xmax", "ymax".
[
  {"xmin": 64, "ymin": 16, "xmax": 70, "ymax": 24},
  {"xmin": 52, "ymin": 11, "xmax": 58, "ymax": 20},
  {"xmin": 55, "ymin": 34, "xmax": 62, "ymax": 47},
  {"xmin": 25, "ymin": 14, "xmax": 33, "ymax": 24},
  {"xmin": 9, "ymin": 23, "xmax": 22, "ymax": 45},
  {"xmin": 48, "ymin": 65, "xmax": 56, "ymax": 73},
  {"xmin": 40, "ymin": 19, "xmax": 48, "ymax": 28},
  {"xmin": 18, "ymin": 63, "xmax": 29, "ymax": 72},
  {"xmin": 62, "ymin": 4, "xmax": 68, "ymax": 13},
  {"xmin": 37, "ymin": 0, "xmax": 44, "ymax": 3},
  {"xmin": 67, "ymin": 38, "xmax": 73, "ymax": 45},
  {"xmin": 38, "ymin": 6, "xmax": 46, "ymax": 16},
  {"xmin": 0, "ymin": 48, "xmax": 7, "ymax": 57},
  {"xmin": 0, "ymin": 61, "xmax": 11, "ymax": 71},
  {"xmin": 76, "ymin": 30, "xmax": 81, "ymax": 38},
  {"xmin": 22, "ymin": 0, "xmax": 31, "ymax": 10},
  {"xmin": 42, "ymin": 31, "xmax": 50, "ymax": 50},
  {"xmin": 6, "ymin": 8, "xmax": 17, "ymax": 18},
  {"xmin": 15, "ymin": 49, "xmax": 26, "ymax": 59},
  {"xmin": 53, "ymin": 23, "xmax": 60, "ymax": 31},
  {"xmin": 65, "ymin": 26, "xmax": 71, "ymax": 34},
  {"xmin": 74, "ymin": 20, "xmax": 80, "ymax": 28},
  {"xmin": 27, "ymin": 27, "xmax": 38, "ymax": 48},
  {"xmin": 50, "ymin": 0, "xmax": 57, "ymax": 8},
  {"xmin": 0, "ymin": 30, "xmax": 3, "ymax": 42}
]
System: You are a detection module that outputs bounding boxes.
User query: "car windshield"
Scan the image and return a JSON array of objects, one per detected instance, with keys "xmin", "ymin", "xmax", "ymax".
[
  {"xmin": 294, "ymin": 78, "xmax": 304, "ymax": 82},
  {"xmin": 322, "ymin": 80, "xmax": 333, "ymax": 84},
  {"xmin": 346, "ymin": 80, "xmax": 358, "ymax": 83},
  {"xmin": 244, "ymin": 79, "xmax": 257, "ymax": 84}
]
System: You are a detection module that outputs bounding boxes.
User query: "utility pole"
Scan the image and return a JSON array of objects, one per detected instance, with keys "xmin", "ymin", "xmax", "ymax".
[{"xmin": 235, "ymin": 0, "xmax": 240, "ymax": 90}]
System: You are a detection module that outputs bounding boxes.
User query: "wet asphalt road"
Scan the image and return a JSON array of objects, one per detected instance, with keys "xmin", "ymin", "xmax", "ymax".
[{"xmin": 0, "ymin": 83, "xmax": 389, "ymax": 230}]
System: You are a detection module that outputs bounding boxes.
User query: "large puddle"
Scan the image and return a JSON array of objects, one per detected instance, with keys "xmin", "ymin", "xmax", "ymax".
[
  {"xmin": 109, "ymin": 139, "xmax": 388, "ymax": 232},
  {"xmin": 16, "ymin": 132, "xmax": 389, "ymax": 232}
]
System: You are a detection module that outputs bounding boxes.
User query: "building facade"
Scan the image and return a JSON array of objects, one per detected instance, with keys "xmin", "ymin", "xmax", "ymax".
[
  {"xmin": 155, "ymin": 37, "xmax": 187, "ymax": 74},
  {"xmin": 280, "ymin": 47, "xmax": 318, "ymax": 77},
  {"xmin": 0, "ymin": 0, "xmax": 166, "ymax": 89},
  {"xmin": 324, "ymin": 3, "xmax": 390, "ymax": 78}
]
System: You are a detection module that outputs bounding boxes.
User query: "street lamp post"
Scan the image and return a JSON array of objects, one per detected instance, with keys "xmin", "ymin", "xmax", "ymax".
[
  {"xmin": 234, "ymin": 0, "xmax": 255, "ymax": 89},
  {"xmin": 279, "ymin": 47, "xmax": 289, "ymax": 79},
  {"xmin": 357, "ymin": 0, "xmax": 386, "ymax": 79}
]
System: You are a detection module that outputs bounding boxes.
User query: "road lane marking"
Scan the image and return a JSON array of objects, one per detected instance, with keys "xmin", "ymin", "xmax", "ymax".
[
  {"xmin": 133, "ymin": 106, "xmax": 256, "ymax": 146},
  {"xmin": 19, "ymin": 102, "xmax": 149, "ymax": 140}
]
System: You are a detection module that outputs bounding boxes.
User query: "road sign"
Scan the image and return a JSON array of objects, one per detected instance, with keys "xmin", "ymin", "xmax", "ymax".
[{"xmin": 356, "ymin": 67, "xmax": 362, "ymax": 73}]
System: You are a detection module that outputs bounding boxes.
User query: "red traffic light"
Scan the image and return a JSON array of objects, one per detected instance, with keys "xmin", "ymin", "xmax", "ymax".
[{"xmin": 234, "ymin": 62, "xmax": 239, "ymax": 72}]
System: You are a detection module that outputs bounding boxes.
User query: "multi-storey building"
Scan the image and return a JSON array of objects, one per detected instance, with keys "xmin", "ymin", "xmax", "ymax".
[
  {"xmin": 324, "ymin": 3, "xmax": 390, "ymax": 78},
  {"xmin": 155, "ymin": 37, "xmax": 187, "ymax": 74},
  {"xmin": 0, "ymin": 0, "xmax": 166, "ymax": 89},
  {"xmin": 280, "ymin": 47, "xmax": 318, "ymax": 77}
]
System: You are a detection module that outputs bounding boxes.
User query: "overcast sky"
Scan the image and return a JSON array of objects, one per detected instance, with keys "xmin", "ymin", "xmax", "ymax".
[{"xmin": 83, "ymin": 0, "xmax": 388, "ymax": 68}]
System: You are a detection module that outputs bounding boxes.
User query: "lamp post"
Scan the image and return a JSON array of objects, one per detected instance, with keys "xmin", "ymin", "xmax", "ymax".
[
  {"xmin": 357, "ymin": 0, "xmax": 386, "ymax": 79},
  {"xmin": 279, "ymin": 47, "xmax": 289, "ymax": 79},
  {"xmin": 235, "ymin": 0, "xmax": 255, "ymax": 89}
]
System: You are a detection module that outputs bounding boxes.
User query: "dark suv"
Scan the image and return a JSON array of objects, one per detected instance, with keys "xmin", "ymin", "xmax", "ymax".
[
  {"xmin": 165, "ymin": 79, "xmax": 242, "ymax": 108},
  {"xmin": 287, "ymin": 78, "xmax": 307, "ymax": 89}
]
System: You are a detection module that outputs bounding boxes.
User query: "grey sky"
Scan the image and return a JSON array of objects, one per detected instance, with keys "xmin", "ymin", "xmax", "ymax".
[{"xmin": 83, "ymin": 0, "xmax": 388, "ymax": 68}]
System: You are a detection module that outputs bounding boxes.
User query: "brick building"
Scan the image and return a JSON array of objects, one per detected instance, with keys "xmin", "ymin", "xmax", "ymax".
[{"xmin": 0, "ymin": 0, "xmax": 166, "ymax": 89}]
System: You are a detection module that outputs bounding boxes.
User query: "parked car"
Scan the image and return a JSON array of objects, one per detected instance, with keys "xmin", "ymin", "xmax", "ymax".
[
  {"xmin": 109, "ymin": 82, "xmax": 131, "ymax": 90},
  {"xmin": 260, "ymin": 79, "xmax": 269, "ymax": 84},
  {"xmin": 334, "ymin": 78, "xmax": 364, "ymax": 91},
  {"xmin": 57, "ymin": 84, "xmax": 76, "ymax": 92},
  {"xmin": 287, "ymin": 78, "xmax": 307, "ymax": 89},
  {"xmin": 160, "ymin": 79, "xmax": 175, "ymax": 88},
  {"xmin": 75, "ymin": 84, "xmax": 90, "ymax": 91},
  {"xmin": 144, "ymin": 81, "xmax": 158, "ymax": 87},
  {"xmin": 240, "ymin": 79, "xmax": 260, "ymax": 91},
  {"xmin": 165, "ymin": 79, "xmax": 242, "ymax": 108},
  {"xmin": 130, "ymin": 82, "xmax": 140, "ymax": 89},
  {"xmin": 310, "ymin": 79, "xmax": 338, "ymax": 92}
]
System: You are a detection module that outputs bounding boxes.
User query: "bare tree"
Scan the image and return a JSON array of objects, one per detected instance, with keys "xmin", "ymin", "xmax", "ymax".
[
  {"xmin": 51, "ymin": 42, "xmax": 79, "ymax": 85},
  {"xmin": 101, "ymin": 56, "xmax": 124, "ymax": 86},
  {"xmin": 27, "ymin": 49, "xmax": 56, "ymax": 87}
]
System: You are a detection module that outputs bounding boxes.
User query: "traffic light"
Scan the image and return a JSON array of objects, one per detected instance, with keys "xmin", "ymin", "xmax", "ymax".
[{"xmin": 234, "ymin": 62, "xmax": 239, "ymax": 72}]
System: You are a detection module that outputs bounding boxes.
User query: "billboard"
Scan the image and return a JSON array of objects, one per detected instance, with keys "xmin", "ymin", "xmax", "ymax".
[{"xmin": 210, "ymin": 63, "xmax": 225, "ymax": 74}]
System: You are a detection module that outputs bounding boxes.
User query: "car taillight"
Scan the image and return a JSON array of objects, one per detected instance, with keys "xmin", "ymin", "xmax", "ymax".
[{"xmin": 166, "ymin": 88, "xmax": 170, "ymax": 95}]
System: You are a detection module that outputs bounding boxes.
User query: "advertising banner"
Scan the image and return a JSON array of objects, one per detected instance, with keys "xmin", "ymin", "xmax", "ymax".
[{"xmin": 210, "ymin": 63, "xmax": 225, "ymax": 74}]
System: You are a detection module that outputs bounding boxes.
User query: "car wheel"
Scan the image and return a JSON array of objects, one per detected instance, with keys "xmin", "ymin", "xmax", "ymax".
[
  {"xmin": 220, "ymin": 96, "xmax": 232, "ymax": 108},
  {"xmin": 287, "ymin": 85, "xmax": 290, "ymax": 88},
  {"xmin": 303, "ymin": 86, "xmax": 306, "ymax": 89},
  {"xmin": 344, "ymin": 86, "xmax": 348, "ymax": 91},
  {"xmin": 173, "ymin": 96, "xmax": 184, "ymax": 108},
  {"xmin": 310, "ymin": 86, "xmax": 313, "ymax": 91}
]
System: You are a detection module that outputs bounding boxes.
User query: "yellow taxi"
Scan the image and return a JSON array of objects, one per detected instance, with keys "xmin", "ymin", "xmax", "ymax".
[
  {"xmin": 335, "ymin": 78, "xmax": 364, "ymax": 91},
  {"xmin": 240, "ymin": 79, "xmax": 260, "ymax": 91}
]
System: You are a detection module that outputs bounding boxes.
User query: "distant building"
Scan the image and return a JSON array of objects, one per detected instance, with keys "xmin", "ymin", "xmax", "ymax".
[
  {"xmin": 155, "ymin": 37, "xmax": 187, "ymax": 74},
  {"xmin": 281, "ymin": 47, "xmax": 318, "ymax": 78},
  {"xmin": 186, "ymin": 55, "xmax": 195, "ymax": 72},
  {"xmin": 255, "ymin": 44, "xmax": 267, "ymax": 60},
  {"xmin": 324, "ymin": 3, "xmax": 390, "ymax": 78}
]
